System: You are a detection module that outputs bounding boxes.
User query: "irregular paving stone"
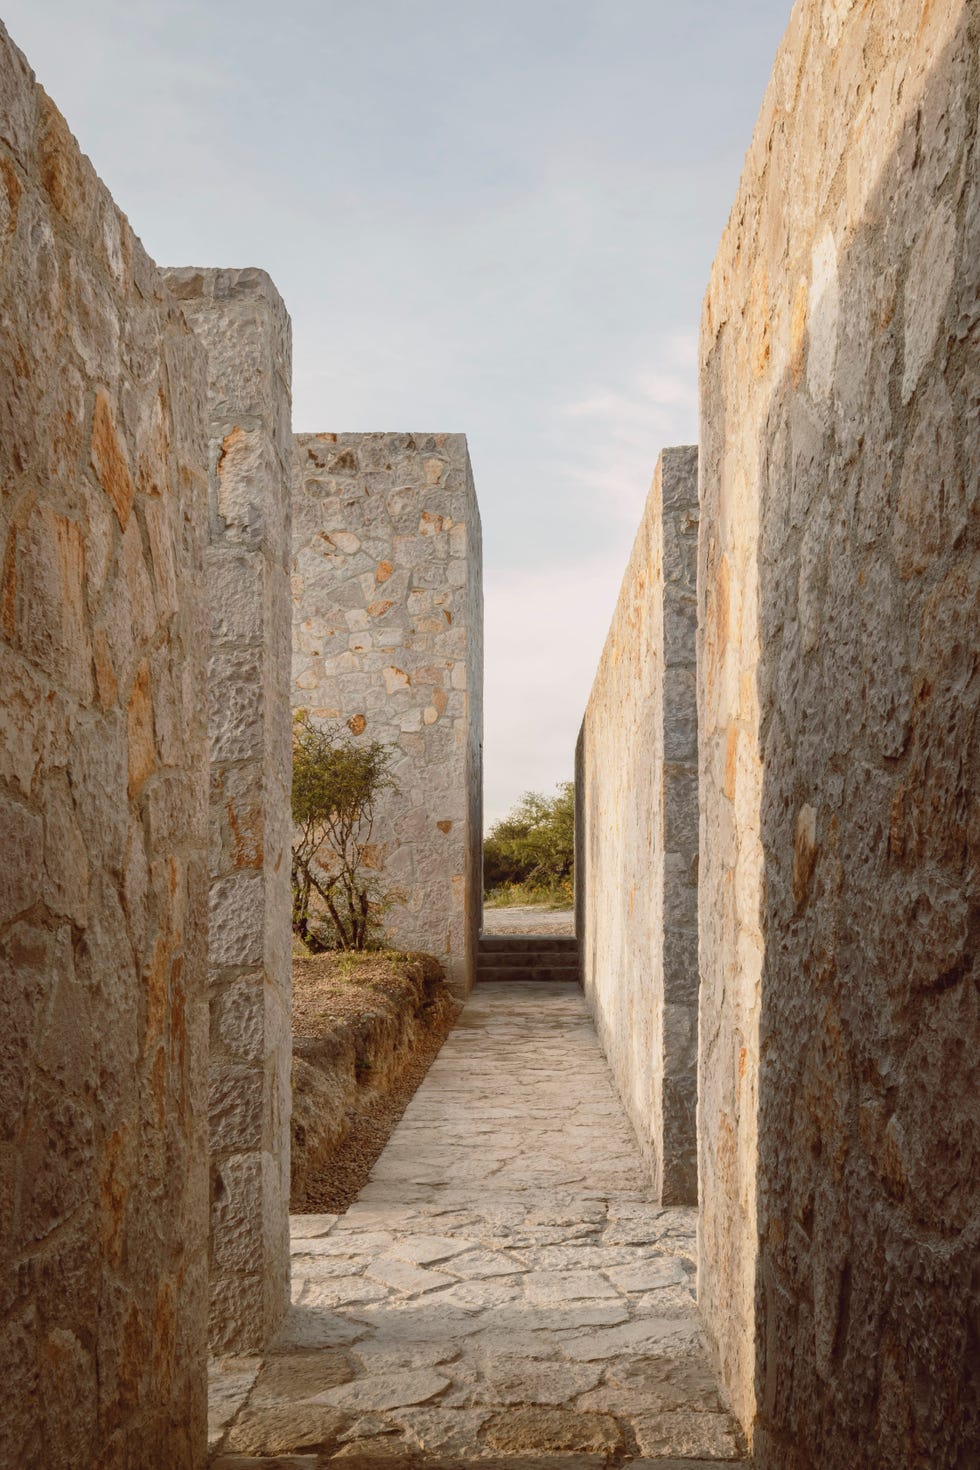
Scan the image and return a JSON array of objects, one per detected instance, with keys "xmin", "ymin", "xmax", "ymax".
[
  {"xmin": 291, "ymin": 1214, "xmax": 340, "ymax": 1240},
  {"xmin": 631, "ymin": 1284, "xmax": 699, "ymax": 1317},
  {"xmin": 208, "ymin": 1357, "xmax": 263, "ymax": 1449},
  {"xmin": 488, "ymin": 1300, "xmax": 631, "ymax": 1333},
  {"xmin": 394, "ymin": 1406, "xmax": 493, "ymax": 1457},
  {"xmin": 341, "ymin": 1302, "xmax": 486, "ymax": 1342},
  {"xmin": 295, "ymin": 1254, "xmax": 372, "ymax": 1278},
  {"xmin": 301, "ymin": 1277, "xmax": 390, "ymax": 1308},
  {"xmin": 224, "ymin": 1404, "xmax": 351, "ymax": 1455},
  {"xmin": 523, "ymin": 1269, "xmax": 620, "ymax": 1302},
  {"xmin": 316, "ymin": 1369, "xmax": 451, "ymax": 1412},
  {"xmin": 386, "ymin": 1234, "xmax": 477, "ymax": 1266},
  {"xmin": 337, "ymin": 1412, "xmax": 407, "ymax": 1442},
  {"xmin": 632, "ymin": 1409, "xmax": 744, "ymax": 1460},
  {"xmin": 218, "ymin": 986, "xmax": 742, "ymax": 1461},
  {"xmin": 476, "ymin": 1356, "xmax": 604, "ymax": 1406},
  {"xmin": 445, "ymin": 1249, "xmax": 530, "ymax": 1279},
  {"xmin": 274, "ymin": 1307, "xmax": 367, "ymax": 1350},
  {"xmin": 577, "ymin": 1356, "xmax": 726, "ymax": 1423},
  {"xmin": 303, "ymin": 1231, "xmax": 395, "ymax": 1255},
  {"xmin": 562, "ymin": 1315, "xmax": 702, "ymax": 1360},
  {"xmin": 353, "ymin": 1342, "xmax": 461, "ymax": 1373},
  {"xmin": 249, "ymin": 1351, "xmax": 355, "ymax": 1403},
  {"xmin": 520, "ymin": 1244, "xmax": 639, "ymax": 1270},
  {"xmin": 425, "ymin": 1279, "xmax": 524, "ymax": 1312},
  {"xmin": 484, "ymin": 1405, "xmax": 623, "ymax": 1455},
  {"xmin": 605, "ymin": 1258, "xmax": 690, "ymax": 1292},
  {"xmin": 365, "ymin": 1257, "xmax": 455, "ymax": 1295}
]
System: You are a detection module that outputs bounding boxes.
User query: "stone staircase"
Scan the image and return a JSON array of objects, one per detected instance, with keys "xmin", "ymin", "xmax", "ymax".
[{"xmin": 477, "ymin": 933, "xmax": 580, "ymax": 984}]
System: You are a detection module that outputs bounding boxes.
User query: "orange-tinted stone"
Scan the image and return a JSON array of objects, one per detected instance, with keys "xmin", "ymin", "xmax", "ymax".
[
  {"xmin": 91, "ymin": 391, "xmax": 135, "ymax": 528},
  {"xmin": 126, "ymin": 661, "xmax": 156, "ymax": 797}
]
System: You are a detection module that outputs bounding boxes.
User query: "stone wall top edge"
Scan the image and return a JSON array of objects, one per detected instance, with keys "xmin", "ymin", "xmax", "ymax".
[
  {"xmin": 699, "ymin": 0, "xmax": 968, "ymax": 351},
  {"xmin": 294, "ymin": 430, "xmax": 470, "ymax": 450},
  {"xmin": 161, "ymin": 264, "xmax": 291, "ymax": 317},
  {"xmin": 293, "ymin": 431, "xmax": 478, "ymax": 511},
  {"xmin": 661, "ymin": 444, "xmax": 699, "ymax": 511},
  {"xmin": 698, "ymin": 0, "xmax": 810, "ymax": 314},
  {"xmin": 583, "ymin": 442, "xmax": 697, "ymax": 724},
  {"xmin": 0, "ymin": 22, "xmax": 175, "ymax": 307}
]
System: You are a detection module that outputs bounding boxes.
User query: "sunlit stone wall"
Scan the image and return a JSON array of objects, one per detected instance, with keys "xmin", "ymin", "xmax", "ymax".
[
  {"xmin": 698, "ymin": 1, "xmax": 979, "ymax": 1463},
  {"xmin": 0, "ymin": 25, "xmax": 209, "ymax": 1464},
  {"xmin": 578, "ymin": 446, "xmax": 699, "ymax": 1205}
]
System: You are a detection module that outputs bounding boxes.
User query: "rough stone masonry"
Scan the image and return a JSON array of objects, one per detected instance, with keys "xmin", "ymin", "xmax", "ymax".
[
  {"xmin": 697, "ymin": 0, "xmax": 980, "ymax": 1465},
  {"xmin": 291, "ymin": 432, "xmax": 483, "ymax": 994},
  {"xmin": 162, "ymin": 267, "xmax": 294, "ymax": 1355},
  {"xmin": 0, "ymin": 24, "xmax": 210, "ymax": 1466},
  {"xmin": 578, "ymin": 447, "xmax": 700, "ymax": 1207}
]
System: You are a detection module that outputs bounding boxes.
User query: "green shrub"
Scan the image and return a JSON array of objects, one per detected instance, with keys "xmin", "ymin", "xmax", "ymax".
[
  {"xmin": 291, "ymin": 712, "xmax": 398, "ymax": 952},
  {"xmin": 483, "ymin": 782, "xmax": 574, "ymax": 898}
]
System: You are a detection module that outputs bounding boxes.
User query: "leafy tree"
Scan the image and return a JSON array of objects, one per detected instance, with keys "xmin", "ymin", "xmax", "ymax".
[
  {"xmin": 291, "ymin": 713, "xmax": 398, "ymax": 952},
  {"xmin": 483, "ymin": 782, "xmax": 575, "ymax": 894}
]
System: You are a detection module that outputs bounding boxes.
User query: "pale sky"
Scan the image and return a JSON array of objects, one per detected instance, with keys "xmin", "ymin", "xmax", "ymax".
[{"xmin": 5, "ymin": 0, "xmax": 793, "ymax": 825}]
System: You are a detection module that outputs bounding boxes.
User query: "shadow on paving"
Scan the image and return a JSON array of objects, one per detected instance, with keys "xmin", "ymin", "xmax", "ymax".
[{"xmin": 209, "ymin": 985, "xmax": 746, "ymax": 1467}]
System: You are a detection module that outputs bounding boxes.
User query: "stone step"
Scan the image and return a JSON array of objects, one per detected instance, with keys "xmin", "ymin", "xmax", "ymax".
[
  {"xmin": 477, "ymin": 964, "xmax": 580, "ymax": 984},
  {"xmin": 478, "ymin": 935, "xmax": 578, "ymax": 953},
  {"xmin": 477, "ymin": 951, "xmax": 579, "ymax": 967}
]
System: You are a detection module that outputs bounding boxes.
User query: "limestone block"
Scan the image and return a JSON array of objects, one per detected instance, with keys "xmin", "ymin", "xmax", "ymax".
[
  {"xmin": 210, "ymin": 1065, "xmax": 266, "ymax": 1153},
  {"xmin": 291, "ymin": 433, "xmax": 483, "ymax": 994},
  {"xmin": 578, "ymin": 448, "xmax": 699, "ymax": 1207},
  {"xmin": 208, "ymin": 550, "xmax": 267, "ymax": 643}
]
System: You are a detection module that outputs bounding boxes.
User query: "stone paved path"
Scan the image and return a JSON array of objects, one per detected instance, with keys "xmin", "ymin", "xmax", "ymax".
[
  {"xmin": 209, "ymin": 984, "xmax": 745, "ymax": 1467},
  {"xmin": 481, "ymin": 907, "xmax": 576, "ymax": 937}
]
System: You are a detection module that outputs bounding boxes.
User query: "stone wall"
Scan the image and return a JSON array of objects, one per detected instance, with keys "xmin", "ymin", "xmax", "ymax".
[
  {"xmin": 291, "ymin": 433, "xmax": 483, "ymax": 993},
  {"xmin": 163, "ymin": 268, "xmax": 293, "ymax": 1353},
  {"xmin": 578, "ymin": 447, "xmax": 699, "ymax": 1205},
  {"xmin": 698, "ymin": 1, "xmax": 980, "ymax": 1464},
  {"xmin": 0, "ymin": 24, "xmax": 209, "ymax": 1466}
]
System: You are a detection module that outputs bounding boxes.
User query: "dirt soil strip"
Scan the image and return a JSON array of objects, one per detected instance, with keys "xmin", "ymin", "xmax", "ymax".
[{"xmin": 290, "ymin": 950, "xmax": 461, "ymax": 1214}]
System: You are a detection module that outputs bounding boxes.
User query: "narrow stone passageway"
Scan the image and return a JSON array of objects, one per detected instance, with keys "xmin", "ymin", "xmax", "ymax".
[{"xmin": 209, "ymin": 984, "xmax": 745, "ymax": 1467}]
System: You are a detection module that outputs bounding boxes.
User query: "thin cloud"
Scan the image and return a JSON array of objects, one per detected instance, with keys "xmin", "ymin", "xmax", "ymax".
[{"xmin": 557, "ymin": 336, "xmax": 699, "ymax": 526}]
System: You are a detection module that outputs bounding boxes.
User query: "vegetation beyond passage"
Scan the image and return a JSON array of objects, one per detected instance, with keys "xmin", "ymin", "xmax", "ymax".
[
  {"xmin": 483, "ymin": 781, "xmax": 575, "ymax": 908},
  {"xmin": 291, "ymin": 712, "xmax": 399, "ymax": 952}
]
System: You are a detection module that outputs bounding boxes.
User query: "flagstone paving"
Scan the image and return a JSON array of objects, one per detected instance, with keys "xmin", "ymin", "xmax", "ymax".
[{"xmin": 209, "ymin": 983, "xmax": 746, "ymax": 1467}]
